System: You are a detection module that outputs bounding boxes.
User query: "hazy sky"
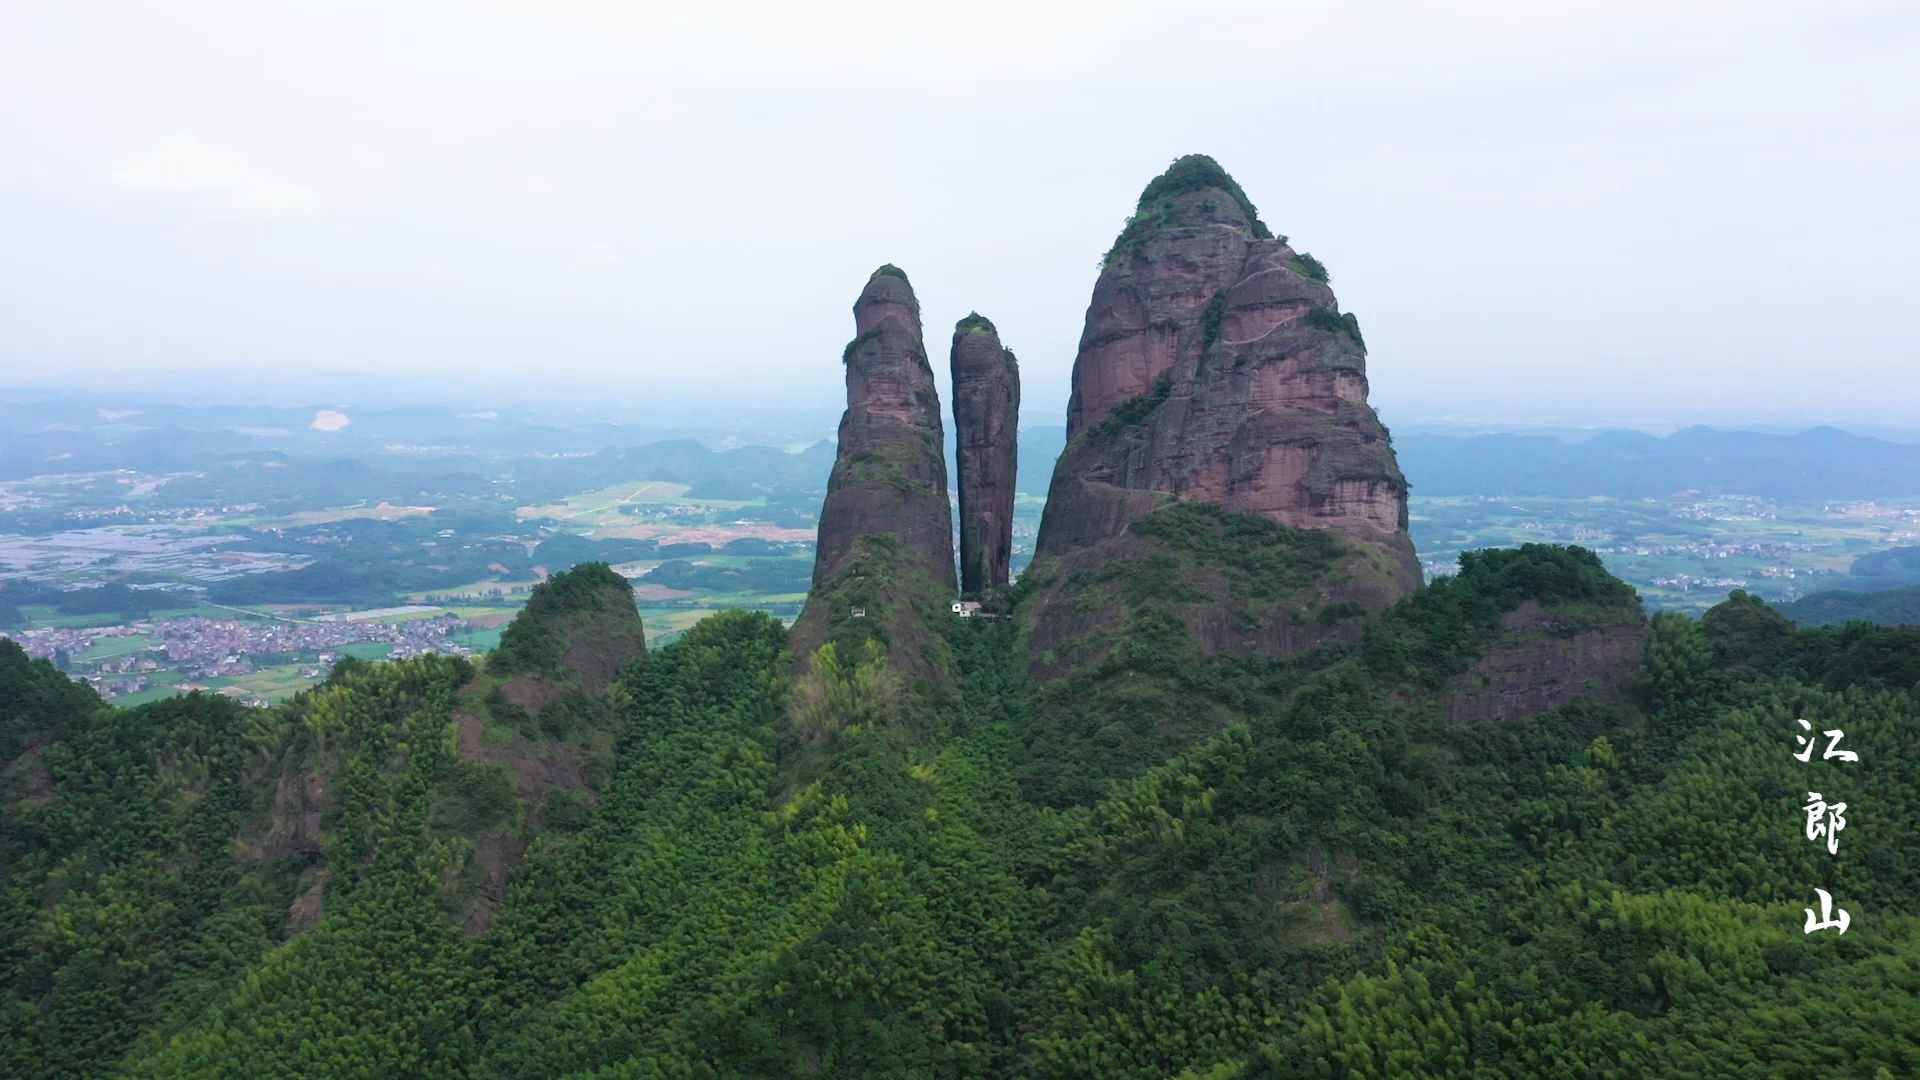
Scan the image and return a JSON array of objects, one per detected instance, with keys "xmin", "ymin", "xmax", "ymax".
[{"xmin": 3, "ymin": 1, "xmax": 1916, "ymax": 432}]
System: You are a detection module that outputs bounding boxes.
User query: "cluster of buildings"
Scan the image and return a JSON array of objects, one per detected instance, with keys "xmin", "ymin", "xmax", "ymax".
[
  {"xmin": 1650, "ymin": 573, "xmax": 1754, "ymax": 593},
  {"xmin": 1593, "ymin": 539, "xmax": 1816, "ymax": 561},
  {"xmin": 5, "ymin": 612, "xmax": 475, "ymax": 703},
  {"xmin": 1672, "ymin": 497, "xmax": 1780, "ymax": 522}
]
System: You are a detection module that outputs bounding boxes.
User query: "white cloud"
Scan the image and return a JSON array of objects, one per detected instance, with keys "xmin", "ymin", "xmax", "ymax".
[{"xmin": 105, "ymin": 136, "xmax": 321, "ymax": 217}]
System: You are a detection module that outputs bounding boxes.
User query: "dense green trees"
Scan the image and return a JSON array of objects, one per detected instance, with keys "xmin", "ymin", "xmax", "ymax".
[
  {"xmin": 488, "ymin": 561, "xmax": 639, "ymax": 679},
  {"xmin": 3, "ymin": 544, "xmax": 1916, "ymax": 1075}
]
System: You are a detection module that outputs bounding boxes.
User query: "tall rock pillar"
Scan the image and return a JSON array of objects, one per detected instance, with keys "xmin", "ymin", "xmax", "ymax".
[
  {"xmin": 790, "ymin": 265, "xmax": 957, "ymax": 680},
  {"xmin": 949, "ymin": 313, "xmax": 1019, "ymax": 595}
]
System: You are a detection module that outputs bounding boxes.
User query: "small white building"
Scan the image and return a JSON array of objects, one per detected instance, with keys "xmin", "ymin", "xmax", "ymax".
[{"xmin": 951, "ymin": 601, "xmax": 983, "ymax": 617}]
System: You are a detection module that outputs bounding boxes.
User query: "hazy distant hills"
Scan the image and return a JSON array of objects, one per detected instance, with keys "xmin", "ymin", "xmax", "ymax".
[
  {"xmin": 1778, "ymin": 546, "xmax": 1920, "ymax": 626},
  {"xmin": 10, "ymin": 384, "xmax": 1920, "ymax": 505},
  {"xmin": 1395, "ymin": 425, "xmax": 1920, "ymax": 498},
  {"xmin": 0, "ymin": 394, "xmax": 834, "ymax": 481},
  {"xmin": 1780, "ymin": 585, "xmax": 1920, "ymax": 627},
  {"xmin": 1018, "ymin": 424, "xmax": 1920, "ymax": 501}
]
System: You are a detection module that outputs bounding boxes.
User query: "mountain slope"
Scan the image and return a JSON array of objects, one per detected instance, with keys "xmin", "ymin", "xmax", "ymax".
[{"xmin": 8, "ymin": 547, "xmax": 1918, "ymax": 1076}]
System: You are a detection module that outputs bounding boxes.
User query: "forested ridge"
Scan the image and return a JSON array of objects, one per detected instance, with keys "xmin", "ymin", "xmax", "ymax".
[{"xmin": 3, "ymin": 545, "xmax": 1917, "ymax": 1077}]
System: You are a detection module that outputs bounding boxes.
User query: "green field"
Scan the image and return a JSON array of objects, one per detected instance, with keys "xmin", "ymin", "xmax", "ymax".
[
  {"xmin": 517, "ymin": 480, "xmax": 754, "ymax": 530},
  {"xmin": 451, "ymin": 627, "xmax": 503, "ymax": 652},
  {"xmin": 73, "ymin": 634, "xmax": 155, "ymax": 662},
  {"xmin": 205, "ymin": 663, "xmax": 325, "ymax": 703},
  {"xmin": 105, "ymin": 671, "xmax": 188, "ymax": 708},
  {"xmin": 339, "ymin": 643, "xmax": 396, "ymax": 662}
]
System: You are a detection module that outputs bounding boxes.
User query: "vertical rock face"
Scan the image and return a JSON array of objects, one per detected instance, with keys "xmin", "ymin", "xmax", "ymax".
[
  {"xmin": 812, "ymin": 265, "xmax": 955, "ymax": 592},
  {"xmin": 790, "ymin": 266, "xmax": 957, "ymax": 679},
  {"xmin": 1027, "ymin": 155, "xmax": 1421, "ymax": 673},
  {"xmin": 949, "ymin": 314, "xmax": 1020, "ymax": 595}
]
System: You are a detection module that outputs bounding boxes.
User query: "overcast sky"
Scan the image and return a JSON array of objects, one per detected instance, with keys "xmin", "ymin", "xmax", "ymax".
[{"xmin": 3, "ymin": 1, "xmax": 1916, "ymax": 433}]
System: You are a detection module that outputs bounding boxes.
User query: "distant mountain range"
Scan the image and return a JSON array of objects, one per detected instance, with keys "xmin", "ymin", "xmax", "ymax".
[
  {"xmin": 1393, "ymin": 426, "xmax": 1920, "ymax": 498},
  {"xmin": 0, "ymin": 394, "xmax": 833, "ymax": 481},
  {"xmin": 10, "ymin": 387, "xmax": 1920, "ymax": 512},
  {"xmin": 1012, "ymin": 424, "xmax": 1920, "ymax": 500}
]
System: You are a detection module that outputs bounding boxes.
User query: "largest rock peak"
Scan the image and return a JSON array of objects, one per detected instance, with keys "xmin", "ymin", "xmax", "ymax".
[
  {"xmin": 790, "ymin": 265, "xmax": 956, "ymax": 682},
  {"xmin": 1068, "ymin": 155, "xmax": 1276, "ymax": 437},
  {"xmin": 1028, "ymin": 155, "xmax": 1420, "ymax": 677}
]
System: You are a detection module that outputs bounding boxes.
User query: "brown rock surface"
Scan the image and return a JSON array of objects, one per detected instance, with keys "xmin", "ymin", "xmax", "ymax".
[
  {"xmin": 1028, "ymin": 156, "xmax": 1421, "ymax": 669},
  {"xmin": 949, "ymin": 314, "xmax": 1020, "ymax": 594},
  {"xmin": 809, "ymin": 266, "xmax": 954, "ymax": 592},
  {"xmin": 1440, "ymin": 601, "xmax": 1649, "ymax": 725},
  {"xmin": 791, "ymin": 267, "xmax": 957, "ymax": 678}
]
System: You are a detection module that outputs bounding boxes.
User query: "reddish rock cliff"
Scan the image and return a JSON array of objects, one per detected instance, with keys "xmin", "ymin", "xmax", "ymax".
[
  {"xmin": 1027, "ymin": 156, "xmax": 1421, "ymax": 671},
  {"xmin": 790, "ymin": 266, "xmax": 957, "ymax": 678},
  {"xmin": 950, "ymin": 313, "xmax": 1020, "ymax": 595},
  {"xmin": 1439, "ymin": 601, "xmax": 1648, "ymax": 726}
]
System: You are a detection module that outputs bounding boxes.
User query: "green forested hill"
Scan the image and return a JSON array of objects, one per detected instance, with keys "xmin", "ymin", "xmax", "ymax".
[{"xmin": 3, "ymin": 547, "xmax": 1917, "ymax": 1077}]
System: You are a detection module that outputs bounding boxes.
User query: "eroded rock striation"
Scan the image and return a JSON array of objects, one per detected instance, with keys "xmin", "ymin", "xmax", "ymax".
[
  {"xmin": 1027, "ymin": 155, "xmax": 1421, "ymax": 674},
  {"xmin": 1438, "ymin": 601, "xmax": 1648, "ymax": 726},
  {"xmin": 790, "ymin": 266, "xmax": 956, "ymax": 680},
  {"xmin": 950, "ymin": 313, "xmax": 1020, "ymax": 595}
]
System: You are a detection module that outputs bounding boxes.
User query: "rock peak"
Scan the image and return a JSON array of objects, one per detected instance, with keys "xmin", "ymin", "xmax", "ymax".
[
  {"xmin": 1105, "ymin": 154, "xmax": 1275, "ymax": 265},
  {"xmin": 1135, "ymin": 154, "xmax": 1265, "ymax": 223},
  {"xmin": 855, "ymin": 264, "xmax": 920, "ymax": 335},
  {"xmin": 490, "ymin": 562, "xmax": 646, "ymax": 692},
  {"xmin": 1028, "ymin": 159, "xmax": 1419, "ymax": 677},
  {"xmin": 791, "ymin": 268, "xmax": 957, "ymax": 681}
]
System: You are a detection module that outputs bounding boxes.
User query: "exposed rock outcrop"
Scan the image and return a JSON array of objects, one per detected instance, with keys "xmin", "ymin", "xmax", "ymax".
[
  {"xmin": 1026, "ymin": 155, "xmax": 1421, "ymax": 673},
  {"xmin": 790, "ymin": 266, "xmax": 957, "ymax": 683},
  {"xmin": 949, "ymin": 313, "xmax": 1020, "ymax": 595},
  {"xmin": 1439, "ymin": 601, "xmax": 1648, "ymax": 725}
]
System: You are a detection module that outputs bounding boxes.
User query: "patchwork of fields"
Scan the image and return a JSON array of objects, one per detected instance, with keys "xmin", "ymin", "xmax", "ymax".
[{"xmin": 7, "ymin": 460, "xmax": 1920, "ymax": 705}]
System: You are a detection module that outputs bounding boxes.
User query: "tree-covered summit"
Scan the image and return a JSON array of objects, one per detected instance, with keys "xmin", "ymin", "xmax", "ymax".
[
  {"xmin": 1106, "ymin": 155, "xmax": 1282, "ymax": 263},
  {"xmin": 489, "ymin": 561, "xmax": 645, "ymax": 681},
  {"xmin": 955, "ymin": 311, "xmax": 998, "ymax": 335}
]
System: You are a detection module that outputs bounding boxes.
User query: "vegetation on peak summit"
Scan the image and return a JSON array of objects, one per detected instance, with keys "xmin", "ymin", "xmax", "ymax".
[
  {"xmin": 1134, "ymin": 154, "xmax": 1271, "ymax": 235},
  {"xmin": 955, "ymin": 311, "xmax": 998, "ymax": 335},
  {"xmin": 1361, "ymin": 543, "xmax": 1644, "ymax": 688},
  {"xmin": 1104, "ymin": 154, "xmax": 1276, "ymax": 264},
  {"xmin": 489, "ymin": 561, "xmax": 644, "ymax": 681}
]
